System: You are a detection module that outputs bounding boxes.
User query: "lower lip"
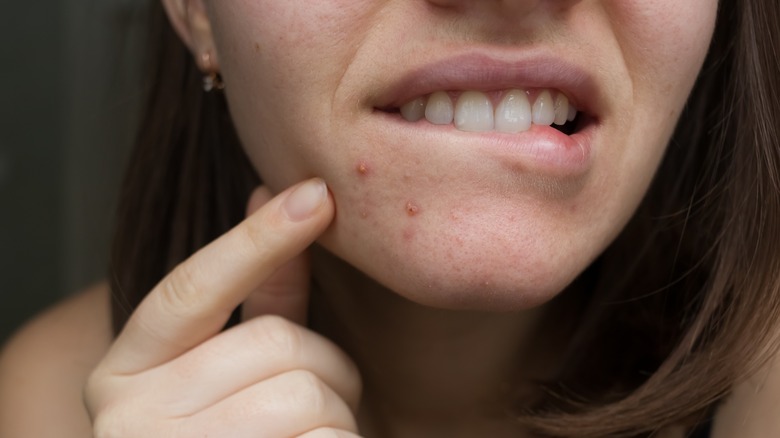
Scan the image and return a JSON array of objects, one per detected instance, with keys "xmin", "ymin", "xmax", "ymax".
[{"xmin": 372, "ymin": 111, "xmax": 596, "ymax": 179}]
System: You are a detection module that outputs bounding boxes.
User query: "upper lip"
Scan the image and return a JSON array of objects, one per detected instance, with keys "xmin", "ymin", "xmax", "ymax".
[{"xmin": 373, "ymin": 49, "xmax": 604, "ymax": 119}]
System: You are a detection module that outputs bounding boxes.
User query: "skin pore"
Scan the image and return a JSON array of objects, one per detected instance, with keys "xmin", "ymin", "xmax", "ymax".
[{"xmin": 165, "ymin": 0, "xmax": 718, "ymax": 436}]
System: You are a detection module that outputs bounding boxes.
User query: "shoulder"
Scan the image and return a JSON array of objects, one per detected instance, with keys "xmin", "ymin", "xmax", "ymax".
[
  {"xmin": 0, "ymin": 283, "xmax": 113, "ymax": 438},
  {"xmin": 711, "ymin": 348, "xmax": 780, "ymax": 437}
]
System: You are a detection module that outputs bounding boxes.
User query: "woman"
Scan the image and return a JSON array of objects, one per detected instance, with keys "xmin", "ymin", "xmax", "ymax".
[{"xmin": 1, "ymin": 0, "xmax": 779, "ymax": 436}]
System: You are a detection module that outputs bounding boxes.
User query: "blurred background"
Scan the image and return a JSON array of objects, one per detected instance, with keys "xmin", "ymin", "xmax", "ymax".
[{"xmin": 0, "ymin": 1, "xmax": 148, "ymax": 344}]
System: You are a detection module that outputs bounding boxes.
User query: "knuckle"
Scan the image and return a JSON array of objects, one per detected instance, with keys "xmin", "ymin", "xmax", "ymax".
[
  {"xmin": 249, "ymin": 315, "xmax": 304, "ymax": 358},
  {"xmin": 159, "ymin": 263, "xmax": 203, "ymax": 317},
  {"xmin": 288, "ymin": 369, "xmax": 329, "ymax": 416}
]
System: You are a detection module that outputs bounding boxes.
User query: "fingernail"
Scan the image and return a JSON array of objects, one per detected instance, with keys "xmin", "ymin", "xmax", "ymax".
[{"xmin": 283, "ymin": 178, "xmax": 328, "ymax": 221}]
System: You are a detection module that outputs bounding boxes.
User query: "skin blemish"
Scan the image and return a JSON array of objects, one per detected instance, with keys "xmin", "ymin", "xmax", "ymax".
[
  {"xmin": 406, "ymin": 201, "xmax": 420, "ymax": 217},
  {"xmin": 402, "ymin": 228, "xmax": 415, "ymax": 242},
  {"xmin": 356, "ymin": 160, "xmax": 371, "ymax": 177}
]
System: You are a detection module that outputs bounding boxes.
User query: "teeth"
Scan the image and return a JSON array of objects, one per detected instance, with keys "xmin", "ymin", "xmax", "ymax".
[
  {"xmin": 454, "ymin": 91, "xmax": 494, "ymax": 132},
  {"xmin": 424, "ymin": 92, "xmax": 454, "ymax": 125},
  {"xmin": 401, "ymin": 88, "xmax": 580, "ymax": 134},
  {"xmin": 567, "ymin": 104, "xmax": 577, "ymax": 122},
  {"xmin": 400, "ymin": 97, "xmax": 426, "ymax": 122},
  {"xmin": 495, "ymin": 89, "xmax": 532, "ymax": 133},
  {"xmin": 532, "ymin": 90, "xmax": 555, "ymax": 126},
  {"xmin": 553, "ymin": 93, "xmax": 569, "ymax": 126}
]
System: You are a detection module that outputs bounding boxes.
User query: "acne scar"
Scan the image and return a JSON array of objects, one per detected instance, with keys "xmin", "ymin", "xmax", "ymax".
[
  {"xmin": 406, "ymin": 201, "xmax": 420, "ymax": 217},
  {"xmin": 402, "ymin": 228, "xmax": 415, "ymax": 242}
]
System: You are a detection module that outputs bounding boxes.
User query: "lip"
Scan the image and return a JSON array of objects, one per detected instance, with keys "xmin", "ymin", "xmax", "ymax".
[
  {"xmin": 373, "ymin": 111, "xmax": 596, "ymax": 180},
  {"xmin": 372, "ymin": 50, "xmax": 604, "ymax": 118},
  {"xmin": 368, "ymin": 50, "xmax": 603, "ymax": 180}
]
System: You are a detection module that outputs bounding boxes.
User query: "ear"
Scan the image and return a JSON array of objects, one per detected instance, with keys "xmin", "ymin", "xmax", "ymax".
[{"xmin": 161, "ymin": 0, "xmax": 220, "ymax": 71}]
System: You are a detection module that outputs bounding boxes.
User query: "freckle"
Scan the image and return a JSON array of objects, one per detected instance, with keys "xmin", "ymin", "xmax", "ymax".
[
  {"xmin": 254, "ymin": 42, "xmax": 261, "ymax": 52},
  {"xmin": 406, "ymin": 201, "xmax": 420, "ymax": 217}
]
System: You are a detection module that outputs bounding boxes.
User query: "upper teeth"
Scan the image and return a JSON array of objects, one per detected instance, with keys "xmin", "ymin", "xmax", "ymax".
[{"xmin": 399, "ymin": 89, "xmax": 578, "ymax": 133}]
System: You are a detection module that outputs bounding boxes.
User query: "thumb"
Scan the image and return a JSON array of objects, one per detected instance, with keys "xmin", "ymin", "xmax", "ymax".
[{"xmin": 240, "ymin": 185, "xmax": 315, "ymax": 325}]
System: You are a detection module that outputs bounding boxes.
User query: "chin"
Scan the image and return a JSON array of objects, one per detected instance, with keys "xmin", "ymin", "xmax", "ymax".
[{"xmin": 317, "ymin": 190, "xmax": 602, "ymax": 312}]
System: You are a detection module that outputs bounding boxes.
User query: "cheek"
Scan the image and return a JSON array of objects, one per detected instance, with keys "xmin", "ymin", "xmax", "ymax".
[
  {"xmin": 205, "ymin": 1, "xmax": 379, "ymax": 190},
  {"xmin": 599, "ymin": 0, "xmax": 718, "ymax": 201},
  {"xmin": 210, "ymin": 0, "xmax": 383, "ymax": 101},
  {"xmin": 607, "ymin": 0, "xmax": 718, "ymax": 99}
]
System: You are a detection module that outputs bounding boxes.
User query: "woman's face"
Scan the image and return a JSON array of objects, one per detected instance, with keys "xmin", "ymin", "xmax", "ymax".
[{"xmin": 196, "ymin": 0, "xmax": 717, "ymax": 310}]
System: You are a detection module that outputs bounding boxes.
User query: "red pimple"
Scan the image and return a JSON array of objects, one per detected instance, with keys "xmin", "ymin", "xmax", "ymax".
[
  {"xmin": 356, "ymin": 160, "xmax": 371, "ymax": 176},
  {"xmin": 406, "ymin": 201, "xmax": 420, "ymax": 217}
]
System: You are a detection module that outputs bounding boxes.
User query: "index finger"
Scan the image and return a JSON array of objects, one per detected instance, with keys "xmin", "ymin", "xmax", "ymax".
[{"xmin": 104, "ymin": 178, "xmax": 334, "ymax": 374}]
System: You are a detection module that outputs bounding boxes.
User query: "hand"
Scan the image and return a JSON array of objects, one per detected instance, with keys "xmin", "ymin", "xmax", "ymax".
[{"xmin": 84, "ymin": 178, "xmax": 363, "ymax": 438}]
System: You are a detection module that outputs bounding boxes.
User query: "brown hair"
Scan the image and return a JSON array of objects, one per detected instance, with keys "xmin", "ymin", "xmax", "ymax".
[{"xmin": 109, "ymin": 0, "xmax": 780, "ymax": 436}]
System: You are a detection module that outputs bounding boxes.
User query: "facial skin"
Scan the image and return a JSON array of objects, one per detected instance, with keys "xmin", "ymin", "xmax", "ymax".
[{"xmin": 187, "ymin": 0, "xmax": 717, "ymax": 311}]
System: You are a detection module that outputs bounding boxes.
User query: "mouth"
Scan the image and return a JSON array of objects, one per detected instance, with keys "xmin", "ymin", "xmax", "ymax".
[{"xmin": 368, "ymin": 51, "xmax": 603, "ymax": 179}]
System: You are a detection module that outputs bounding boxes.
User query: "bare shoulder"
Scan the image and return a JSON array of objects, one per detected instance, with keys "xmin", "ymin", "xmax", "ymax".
[
  {"xmin": 0, "ymin": 283, "xmax": 113, "ymax": 438},
  {"xmin": 712, "ymin": 348, "xmax": 780, "ymax": 437}
]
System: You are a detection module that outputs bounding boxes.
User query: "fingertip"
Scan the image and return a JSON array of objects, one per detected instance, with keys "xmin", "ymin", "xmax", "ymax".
[{"xmin": 283, "ymin": 178, "xmax": 330, "ymax": 222}]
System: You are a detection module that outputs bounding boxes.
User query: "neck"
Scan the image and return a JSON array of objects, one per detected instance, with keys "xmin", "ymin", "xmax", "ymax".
[{"xmin": 308, "ymin": 246, "xmax": 557, "ymax": 437}]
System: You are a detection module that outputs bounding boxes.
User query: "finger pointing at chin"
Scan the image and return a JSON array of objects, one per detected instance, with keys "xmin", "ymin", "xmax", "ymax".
[{"xmin": 104, "ymin": 178, "xmax": 334, "ymax": 375}]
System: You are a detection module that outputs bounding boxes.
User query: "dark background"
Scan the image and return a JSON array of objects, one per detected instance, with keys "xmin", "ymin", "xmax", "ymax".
[{"xmin": 0, "ymin": 1, "xmax": 147, "ymax": 344}]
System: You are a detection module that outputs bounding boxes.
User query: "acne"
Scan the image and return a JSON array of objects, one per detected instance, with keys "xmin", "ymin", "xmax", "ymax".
[
  {"xmin": 406, "ymin": 201, "xmax": 420, "ymax": 217},
  {"xmin": 355, "ymin": 160, "xmax": 371, "ymax": 177}
]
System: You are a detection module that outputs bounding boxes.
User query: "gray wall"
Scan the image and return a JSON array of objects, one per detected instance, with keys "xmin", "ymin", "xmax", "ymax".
[{"xmin": 1, "ymin": 1, "xmax": 144, "ymax": 343}]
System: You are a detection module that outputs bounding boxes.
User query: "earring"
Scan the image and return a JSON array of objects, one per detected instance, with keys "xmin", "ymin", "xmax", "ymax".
[
  {"xmin": 201, "ymin": 52, "xmax": 225, "ymax": 92},
  {"xmin": 203, "ymin": 72, "xmax": 225, "ymax": 92}
]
